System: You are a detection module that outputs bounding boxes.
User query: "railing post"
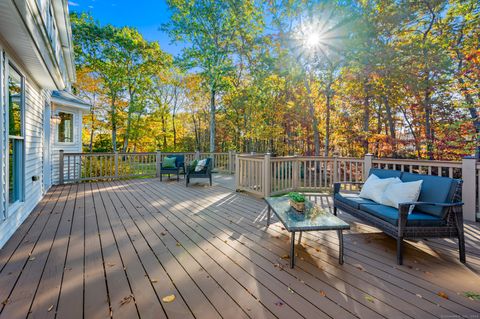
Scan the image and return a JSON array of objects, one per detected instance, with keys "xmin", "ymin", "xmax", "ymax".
[
  {"xmin": 263, "ymin": 153, "xmax": 271, "ymax": 197},
  {"xmin": 333, "ymin": 155, "xmax": 339, "ymax": 183},
  {"xmin": 228, "ymin": 150, "xmax": 234, "ymax": 174},
  {"xmin": 364, "ymin": 153, "xmax": 373, "ymax": 180},
  {"xmin": 462, "ymin": 156, "xmax": 477, "ymax": 222},
  {"xmin": 195, "ymin": 150, "xmax": 200, "ymax": 160},
  {"xmin": 114, "ymin": 151, "xmax": 119, "ymax": 179},
  {"xmin": 211, "ymin": 152, "xmax": 215, "ymax": 169},
  {"xmin": 59, "ymin": 150, "xmax": 64, "ymax": 185},
  {"xmin": 156, "ymin": 151, "xmax": 161, "ymax": 177},
  {"xmin": 292, "ymin": 156, "xmax": 299, "ymax": 190},
  {"xmin": 235, "ymin": 153, "xmax": 240, "ymax": 191}
]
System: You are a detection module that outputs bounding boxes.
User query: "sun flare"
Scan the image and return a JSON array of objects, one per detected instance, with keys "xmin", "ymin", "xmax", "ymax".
[{"xmin": 305, "ymin": 31, "xmax": 322, "ymax": 49}]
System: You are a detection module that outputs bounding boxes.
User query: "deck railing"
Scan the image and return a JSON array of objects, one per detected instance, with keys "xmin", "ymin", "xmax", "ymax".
[
  {"xmin": 235, "ymin": 153, "xmax": 479, "ymax": 222},
  {"xmin": 59, "ymin": 150, "xmax": 237, "ymax": 184}
]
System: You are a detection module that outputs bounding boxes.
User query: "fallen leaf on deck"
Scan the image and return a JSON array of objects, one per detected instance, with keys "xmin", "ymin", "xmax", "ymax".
[
  {"xmin": 354, "ymin": 264, "xmax": 364, "ymax": 271},
  {"xmin": 288, "ymin": 287, "xmax": 294, "ymax": 294},
  {"xmin": 315, "ymin": 249, "xmax": 320, "ymax": 252},
  {"xmin": 281, "ymin": 255, "xmax": 289, "ymax": 259},
  {"xmin": 47, "ymin": 305, "xmax": 54, "ymax": 312},
  {"xmin": 160, "ymin": 232, "xmax": 166, "ymax": 236},
  {"xmin": 162, "ymin": 295, "xmax": 176, "ymax": 303},
  {"xmin": 274, "ymin": 301, "xmax": 284, "ymax": 307},
  {"xmin": 176, "ymin": 242, "xmax": 181, "ymax": 247},
  {"xmin": 120, "ymin": 295, "xmax": 134, "ymax": 306},
  {"xmin": 107, "ymin": 263, "xmax": 115, "ymax": 267},
  {"xmin": 1, "ymin": 299, "xmax": 9, "ymax": 306},
  {"xmin": 319, "ymin": 291, "xmax": 326, "ymax": 297},
  {"xmin": 29, "ymin": 257, "xmax": 36, "ymax": 261},
  {"xmin": 437, "ymin": 292, "xmax": 448, "ymax": 299},
  {"xmin": 463, "ymin": 291, "xmax": 480, "ymax": 301},
  {"xmin": 416, "ymin": 294, "xmax": 423, "ymax": 298},
  {"xmin": 151, "ymin": 279, "xmax": 158, "ymax": 283},
  {"xmin": 364, "ymin": 295, "xmax": 375, "ymax": 303}
]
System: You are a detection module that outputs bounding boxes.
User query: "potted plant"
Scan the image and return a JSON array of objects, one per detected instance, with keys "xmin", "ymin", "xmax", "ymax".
[{"xmin": 288, "ymin": 192, "xmax": 306, "ymax": 212}]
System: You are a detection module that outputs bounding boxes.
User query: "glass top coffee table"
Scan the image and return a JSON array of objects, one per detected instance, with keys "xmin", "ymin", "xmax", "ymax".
[{"xmin": 265, "ymin": 196, "xmax": 350, "ymax": 268}]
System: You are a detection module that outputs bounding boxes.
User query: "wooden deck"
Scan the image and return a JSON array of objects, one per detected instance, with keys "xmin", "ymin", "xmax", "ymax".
[{"xmin": 1, "ymin": 178, "xmax": 480, "ymax": 319}]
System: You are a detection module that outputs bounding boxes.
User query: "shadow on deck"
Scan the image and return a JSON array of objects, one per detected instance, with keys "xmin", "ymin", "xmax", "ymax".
[{"xmin": 0, "ymin": 177, "xmax": 479, "ymax": 318}]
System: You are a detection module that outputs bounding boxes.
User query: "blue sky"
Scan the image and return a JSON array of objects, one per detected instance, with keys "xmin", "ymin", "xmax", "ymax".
[{"xmin": 68, "ymin": 0, "xmax": 184, "ymax": 56}]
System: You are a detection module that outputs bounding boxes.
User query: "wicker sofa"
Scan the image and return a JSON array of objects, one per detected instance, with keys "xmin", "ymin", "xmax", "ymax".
[{"xmin": 333, "ymin": 168, "xmax": 465, "ymax": 265}]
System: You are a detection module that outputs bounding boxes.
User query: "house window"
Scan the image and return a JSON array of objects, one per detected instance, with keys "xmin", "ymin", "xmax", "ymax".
[
  {"xmin": 57, "ymin": 112, "xmax": 74, "ymax": 143},
  {"xmin": 8, "ymin": 65, "xmax": 24, "ymax": 205}
]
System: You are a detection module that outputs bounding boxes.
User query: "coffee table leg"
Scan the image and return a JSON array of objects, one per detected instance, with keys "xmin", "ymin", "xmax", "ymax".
[
  {"xmin": 297, "ymin": 231, "xmax": 302, "ymax": 245},
  {"xmin": 337, "ymin": 229, "xmax": 344, "ymax": 265},
  {"xmin": 290, "ymin": 231, "xmax": 295, "ymax": 268},
  {"xmin": 266, "ymin": 206, "xmax": 271, "ymax": 226}
]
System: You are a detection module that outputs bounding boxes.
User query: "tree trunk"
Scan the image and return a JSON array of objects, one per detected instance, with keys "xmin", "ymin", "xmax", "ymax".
[
  {"xmin": 303, "ymin": 78, "xmax": 320, "ymax": 156},
  {"xmin": 192, "ymin": 113, "xmax": 200, "ymax": 151},
  {"xmin": 383, "ymin": 95, "xmax": 396, "ymax": 155},
  {"xmin": 362, "ymin": 89, "xmax": 370, "ymax": 154},
  {"xmin": 209, "ymin": 87, "xmax": 216, "ymax": 153},
  {"xmin": 123, "ymin": 112, "xmax": 132, "ymax": 152},
  {"xmin": 172, "ymin": 113, "xmax": 177, "ymax": 150},
  {"xmin": 424, "ymin": 88, "xmax": 434, "ymax": 159},
  {"xmin": 89, "ymin": 108, "xmax": 94, "ymax": 152},
  {"xmin": 399, "ymin": 105, "xmax": 421, "ymax": 158},
  {"xmin": 458, "ymin": 77, "xmax": 480, "ymax": 158},
  {"xmin": 324, "ymin": 91, "xmax": 331, "ymax": 157},
  {"xmin": 111, "ymin": 96, "xmax": 117, "ymax": 152},
  {"xmin": 161, "ymin": 113, "xmax": 167, "ymax": 148}
]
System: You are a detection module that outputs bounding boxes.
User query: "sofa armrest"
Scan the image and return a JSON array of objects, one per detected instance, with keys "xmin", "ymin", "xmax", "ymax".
[
  {"xmin": 398, "ymin": 202, "xmax": 464, "ymax": 208},
  {"xmin": 333, "ymin": 182, "xmax": 364, "ymax": 194}
]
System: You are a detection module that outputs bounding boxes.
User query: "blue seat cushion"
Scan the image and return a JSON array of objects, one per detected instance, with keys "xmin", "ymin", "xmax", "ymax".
[
  {"xmin": 400, "ymin": 172, "xmax": 458, "ymax": 218},
  {"xmin": 369, "ymin": 168, "xmax": 402, "ymax": 179},
  {"xmin": 334, "ymin": 192, "xmax": 379, "ymax": 209},
  {"xmin": 360, "ymin": 204, "xmax": 446, "ymax": 227}
]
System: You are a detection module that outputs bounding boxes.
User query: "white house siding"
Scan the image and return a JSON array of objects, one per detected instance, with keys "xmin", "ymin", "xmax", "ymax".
[
  {"xmin": 51, "ymin": 104, "xmax": 84, "ymax": 185},
  {"xmin": 0, "ymin": 50, "xmax": 49, "ymax": 248}
]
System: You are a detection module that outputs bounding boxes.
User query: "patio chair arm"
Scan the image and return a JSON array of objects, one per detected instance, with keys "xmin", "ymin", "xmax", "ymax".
[{"xmin": 333, "ymin": 182, "xmax": 364, "ymax": 193}]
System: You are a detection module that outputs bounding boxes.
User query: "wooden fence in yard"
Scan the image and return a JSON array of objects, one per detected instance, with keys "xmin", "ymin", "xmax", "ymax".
[
  {"xmin": 58, "ymin": 150, "xmax": 237, "ymax": 184},
  {"xmin": 235, "ymin": 154, "xmax": 479, "ymax": 222}
]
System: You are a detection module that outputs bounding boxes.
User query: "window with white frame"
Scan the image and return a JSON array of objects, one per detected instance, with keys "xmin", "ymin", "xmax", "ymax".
[
  {"xmin": 57, "ymin": 112, "xmax": 74, "ymax": 143},
  {"xmin": 7, "ymin": 65, "xmax": 24, "ymax": 205}
]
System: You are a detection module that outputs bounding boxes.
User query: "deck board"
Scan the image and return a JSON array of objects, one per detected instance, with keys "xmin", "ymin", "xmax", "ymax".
[{"xmin": 0, "ymin": 177, "xmax": 479, "ymax": 319}]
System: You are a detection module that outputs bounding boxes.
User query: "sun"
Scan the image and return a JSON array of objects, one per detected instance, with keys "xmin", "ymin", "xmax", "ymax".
[{"xmin": 305, "ymin": 31, "xmax": 322, "ymax": 49}]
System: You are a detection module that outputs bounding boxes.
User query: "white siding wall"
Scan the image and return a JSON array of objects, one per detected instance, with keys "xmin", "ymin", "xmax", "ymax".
[
  {"xmin": 0, "ymin": 49, "xmax": 49, "ymax": 248},
  {"xmin": 51, "ymin": 104, "xmax": 83, "ymax": 185}
]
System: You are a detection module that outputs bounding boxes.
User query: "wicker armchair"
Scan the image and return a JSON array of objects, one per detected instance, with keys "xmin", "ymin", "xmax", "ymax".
[
  {"xmin": 186, "ymin": 158, "xmax": 212, "ymax": 187},
  {"xmin": 159, "ymin": 155, "xmax": 185, "ymax": 182}
]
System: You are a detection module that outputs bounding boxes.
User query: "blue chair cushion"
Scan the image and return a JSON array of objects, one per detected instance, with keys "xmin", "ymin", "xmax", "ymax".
[
  {"xmin": 400, "ymin": 172, "xmax": 457, "ymax": 218},
  {"xmin": 360, "ymin": 204, "xmax": 446, "ymax": 227},
  {"xmin": 369, "ymin": 168, "xmax": 402, "ymax": 179},
  {"xmin": 334, "ymin": 192, "xmax": 379, "ymax": 209}
]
